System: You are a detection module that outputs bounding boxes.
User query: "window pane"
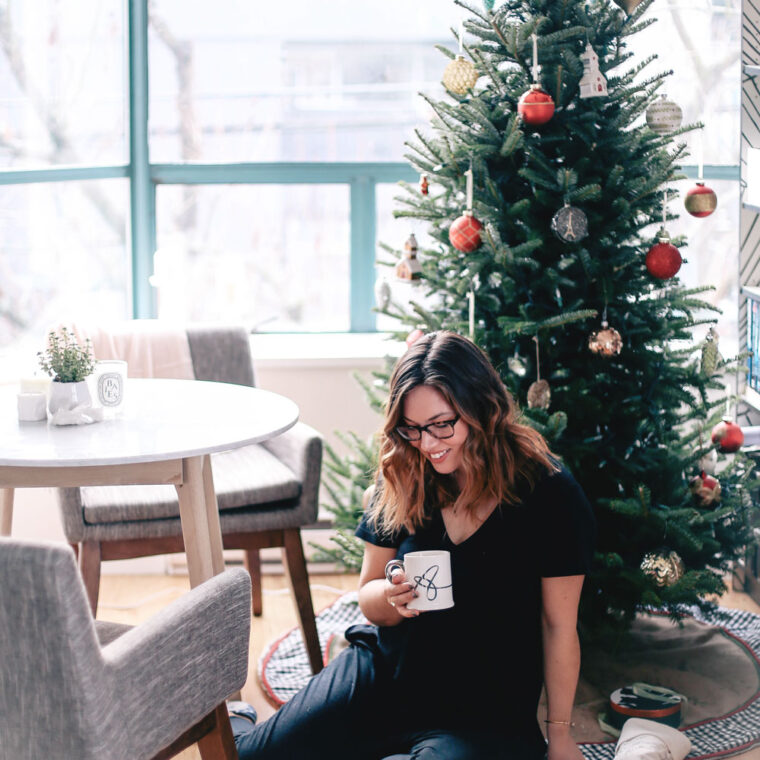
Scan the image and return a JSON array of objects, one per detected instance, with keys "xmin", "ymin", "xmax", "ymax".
[
  {"xmin": 148, "ymin": 1, "xmax": 451, "ymax": 162},
  {"xmin": 632, "ymin": 2, "xmax": 740, "ymax": 165},
  {"xmin": 154, "ymin": 184, "xmax": 350, "ymax": 331},
  {"xmin": 0, "ymin": 1, "xmax": 127, "ymax": 169},
  {"xmin": 0, "ymin": 179, "xmax": 131, "ymax": 369}
]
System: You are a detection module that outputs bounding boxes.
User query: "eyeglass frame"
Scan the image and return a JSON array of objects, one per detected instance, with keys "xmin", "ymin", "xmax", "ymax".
[{"xmin": 395, "ymin": 414, "xmax": 461, "ymax": 442}]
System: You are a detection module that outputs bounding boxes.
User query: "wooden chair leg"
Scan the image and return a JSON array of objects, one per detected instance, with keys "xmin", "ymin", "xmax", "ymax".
[
  {"xmin": 197, "ymin": 703, "xmax": 238, "ymax": 760},
  {"xmin": 79, "ymin": 540, "xmax": 102, "ymax": 616},
  {"xmin": 243, "ymin": 548, "xmax": 263, "ymax": 617},
  {"xmin": 282, "ymin": 528, "xmax": 322, "ymax": 675},
  {"xmin": 69, "ymin": 542, "xmax": 79, "ymax": 561}
]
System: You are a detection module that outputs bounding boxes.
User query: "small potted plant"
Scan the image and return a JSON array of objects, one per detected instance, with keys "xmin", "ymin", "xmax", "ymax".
[{"xmin": 37, "ymin": 327, "xmax": 96, "ymax": 415}]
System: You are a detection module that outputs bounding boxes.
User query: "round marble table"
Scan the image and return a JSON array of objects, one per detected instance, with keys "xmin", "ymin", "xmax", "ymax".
[{"xmin": 0, "ymin": 378, "xmax": 299, "ymax": 586}]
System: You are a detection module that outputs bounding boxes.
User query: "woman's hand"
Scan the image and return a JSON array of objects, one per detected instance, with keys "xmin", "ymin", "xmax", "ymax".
[{"xmin": 385, "ymin": 569, "xmax": 419, "ymax": 617}]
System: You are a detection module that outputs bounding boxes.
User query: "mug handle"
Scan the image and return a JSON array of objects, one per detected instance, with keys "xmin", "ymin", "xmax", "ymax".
[{"xmin": 384, "ymin": 559, "xmax": 405, "ymax": 583}]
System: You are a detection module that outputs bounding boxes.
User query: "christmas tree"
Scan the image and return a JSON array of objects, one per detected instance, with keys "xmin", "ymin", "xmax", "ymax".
[{"xmin": 320, "ymin": 0, "xmax": 758, "ymax": 632}]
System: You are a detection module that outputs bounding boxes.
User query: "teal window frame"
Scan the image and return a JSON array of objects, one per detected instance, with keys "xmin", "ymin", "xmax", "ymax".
[{"xmin": 0, "ymin": 0, "xmax": 740, "ymax": 335}]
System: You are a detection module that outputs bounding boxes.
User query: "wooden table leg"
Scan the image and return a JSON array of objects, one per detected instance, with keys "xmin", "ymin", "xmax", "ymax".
[
  {"xmin": 176, "ymin": 455, "xmax": 225, "ymax": 588},
  {"xmin": 176, "ymin": 456, "xmax": 237, "ymax": 758},
  {"xmin": 0, "ymin": 488, "xmax": 14, "ymax": 536}
]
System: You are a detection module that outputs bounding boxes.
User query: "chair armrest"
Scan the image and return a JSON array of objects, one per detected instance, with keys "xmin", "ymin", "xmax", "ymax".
[
  {"xmin": 261, "ymin": 421, "xmax": 323, "ymax": 507},
  {"xmin": 55, "ymin": 487, "xmax": 87, "ymax": 542},
  {"xmin": 101, "ymin": 568, "xmax": 251, "ymax": 755}
]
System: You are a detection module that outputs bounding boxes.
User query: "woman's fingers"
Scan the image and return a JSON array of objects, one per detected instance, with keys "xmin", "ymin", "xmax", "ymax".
[{"xmin": 387, "ymin": 578, "xmax": 419, "ymax": 615}]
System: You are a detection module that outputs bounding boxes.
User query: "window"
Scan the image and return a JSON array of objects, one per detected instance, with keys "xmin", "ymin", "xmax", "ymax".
[{"xmin": 0, "ymin": 0, "xmax": 742, "ymax": 367}]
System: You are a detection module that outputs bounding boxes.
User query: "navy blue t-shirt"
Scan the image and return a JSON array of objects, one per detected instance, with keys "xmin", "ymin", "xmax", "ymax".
[{"xmin": 353, "ymin": 464, "xmax": 595, "ymax": 741}]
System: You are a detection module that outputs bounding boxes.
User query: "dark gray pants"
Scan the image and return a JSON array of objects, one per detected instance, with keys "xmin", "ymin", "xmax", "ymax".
[{"xmin": 232, "ymin": 642, "xmax": 546, "ymax": 760}]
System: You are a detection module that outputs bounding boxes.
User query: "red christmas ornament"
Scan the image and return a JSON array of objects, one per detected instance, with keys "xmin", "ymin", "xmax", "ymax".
[
  {"xmin": 449, "ymin": 212, "xmax": 483, "ymax": 252},
  {"xmin": 645, "ymin": 230, "xmax": 682, "ymax": 280},
  {"xmin": 684, "ymin": 182, "xmax": 717, "ymax": 218},
  {"xmin": 711, "ymin": 419, "xmax": 744, "ymax": 453},
  {"xmin": 517, "ymin": 84, "xmax": 555, "ymax": 126},
  {"xmin": 405, "ymin": 329, "xmax": 424, "ymax": 348},
  {"xmin": 419, "ymin": 174, "xmax": 429, "ymax": 195},
  {"xmin": 689, "ymin": 471, "xmax": 721, "ymax": 507}
]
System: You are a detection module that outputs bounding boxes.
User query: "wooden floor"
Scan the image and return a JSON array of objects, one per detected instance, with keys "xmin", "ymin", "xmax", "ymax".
[{"xmin": 97, "ymin": 571, "xmax": 760, "ymax": 760}]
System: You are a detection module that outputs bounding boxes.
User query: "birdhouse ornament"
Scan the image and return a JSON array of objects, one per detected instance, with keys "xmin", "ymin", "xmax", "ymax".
[
  {"xmin": 579, "ymin": 43, "xmax": 607, "ymax": 98},
  {"xmin": 395, "ymin": 233, "xmax": 422, "ymax": 282}
]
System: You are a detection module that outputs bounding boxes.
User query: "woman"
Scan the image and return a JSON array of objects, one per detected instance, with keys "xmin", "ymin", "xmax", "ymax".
[{"xmin": 231, "ymin": 331, "xmax": 595, "ymax": 760}]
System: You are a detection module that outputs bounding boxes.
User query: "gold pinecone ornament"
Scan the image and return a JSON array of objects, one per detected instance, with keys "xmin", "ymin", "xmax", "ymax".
[
  {"xmin": 700, "ymin": 327, "xmax": 721, "ymax": 377},
  {"xmin": 442, "ymin": 55, "xmax": 478, "ymax": 95},
  {"xmin": 640, "ymin": 550, "xmax": 685, "ymax": 587}
]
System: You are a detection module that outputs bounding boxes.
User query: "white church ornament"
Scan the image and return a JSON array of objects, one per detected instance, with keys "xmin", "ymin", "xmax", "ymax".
[{"xmin": 579, "ymin": 43, "xmax": 607, "ymax": 98}]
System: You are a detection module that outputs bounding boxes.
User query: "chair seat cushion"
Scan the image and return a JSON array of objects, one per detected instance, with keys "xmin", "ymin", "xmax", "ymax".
[{"xmin": 81, "ymin": 444, "xmax": 301, "ymax": 525}]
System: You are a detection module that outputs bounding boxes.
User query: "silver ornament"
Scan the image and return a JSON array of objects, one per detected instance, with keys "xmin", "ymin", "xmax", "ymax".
[
  {"xmin": 646, "ymin": 95, "xmax": 683, "ymax": 135},
  {"xmin": 508, "ymin": 352, "xmax": 528, "ymax": 377},
  {"xmin": 698, "ymin": 448, "xmax": 718, "ymax": 476},
  {"xmin": 374, "ymin": 279, "xmax": 391, "ymax": 310}
]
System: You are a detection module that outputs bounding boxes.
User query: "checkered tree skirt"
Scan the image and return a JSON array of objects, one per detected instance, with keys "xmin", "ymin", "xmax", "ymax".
[{"xmin": 258, "ymin": 595, "xmax": 760, "ymax": 759}]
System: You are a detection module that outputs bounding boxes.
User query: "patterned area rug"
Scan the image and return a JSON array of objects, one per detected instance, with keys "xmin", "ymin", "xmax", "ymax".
[{"xmin": 258, "ymin": 593, "xmax": 760, "ymax": 759}]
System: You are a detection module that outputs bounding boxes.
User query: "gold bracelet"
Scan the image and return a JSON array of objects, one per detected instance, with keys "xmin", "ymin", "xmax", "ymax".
[{"xmin": 544, "ymin": 719, "xmax": 575, "ymax": 726}]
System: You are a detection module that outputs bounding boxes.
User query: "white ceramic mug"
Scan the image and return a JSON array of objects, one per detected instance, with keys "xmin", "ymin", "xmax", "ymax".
[{"xmin": 402, "ymin": 550, "xmax": 454, "ymax": 611}]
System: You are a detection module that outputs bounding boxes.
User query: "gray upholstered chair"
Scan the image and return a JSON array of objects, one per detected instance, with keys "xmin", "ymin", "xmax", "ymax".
[
  {"xmin": 56, "ymin": 323, "xmax": 323, "ymax": 674},
  {"xmin": 0, "ymin": 537, "xmax": 250, "ymax": 760}
]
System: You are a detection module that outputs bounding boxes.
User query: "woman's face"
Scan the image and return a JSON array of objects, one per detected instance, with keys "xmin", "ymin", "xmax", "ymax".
[{"xmin": 401, "ymin": 385, "xmax": 469, "ymax": 479}]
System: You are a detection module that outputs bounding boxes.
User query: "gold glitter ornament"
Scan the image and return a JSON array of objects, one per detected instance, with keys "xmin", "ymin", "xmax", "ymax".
[
  {"xmin": 527, "ymin": 379, "xmax": 551, "ymax": 410},
  {"xmin": 641, "ymin": 550, "xmax": 685, "ymax": 587},
  {"xmin": 588, "ymin": 320, "xmax": 623, "ymax": 357},
  {"xmin": 442, "ymin": 56, "xmax": 478, "ymax": 95}
]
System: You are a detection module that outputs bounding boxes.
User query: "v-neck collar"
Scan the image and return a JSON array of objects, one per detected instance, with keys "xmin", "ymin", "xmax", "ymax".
[{"xmin": 437, "ymin": 501, "xmax": 501, "ymax": 547}]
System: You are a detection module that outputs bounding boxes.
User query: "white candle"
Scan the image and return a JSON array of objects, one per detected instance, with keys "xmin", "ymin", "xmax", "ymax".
[
  {"xmin": 20, "ymin": 376, "xmax": 51, "ymax": 394},
  {"xmin": 531, "ymin": 33, "xmax": 540, "ymax": 82},
  {"xmin": 17, "ymin": 392, "xmax": 47, "ymax": 422}
]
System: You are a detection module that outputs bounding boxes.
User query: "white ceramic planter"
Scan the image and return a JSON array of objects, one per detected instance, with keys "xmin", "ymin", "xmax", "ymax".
[{"xmin": 48, "ymin": 380, "xmax": 92, "ymax": 416}]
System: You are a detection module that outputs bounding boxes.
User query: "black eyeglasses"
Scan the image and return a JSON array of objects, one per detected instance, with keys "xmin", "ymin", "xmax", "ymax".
[{"xmin": 396, "ymin": 415, "xmax": 460, "ymax": 441}]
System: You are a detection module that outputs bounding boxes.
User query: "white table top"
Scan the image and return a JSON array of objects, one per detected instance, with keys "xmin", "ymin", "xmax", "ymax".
[{"xmin": 0, "ymin": 379, "xmax": 299, "ymax": 467}]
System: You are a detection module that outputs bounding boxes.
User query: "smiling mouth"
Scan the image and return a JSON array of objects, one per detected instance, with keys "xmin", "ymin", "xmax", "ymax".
[{"xmin": 429, "ymin": 449, "xmax": 450, "ymax": 462}]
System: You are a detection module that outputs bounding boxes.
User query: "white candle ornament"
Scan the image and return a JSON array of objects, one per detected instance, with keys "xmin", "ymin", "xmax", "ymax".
[
  {"xmin": 531, "ymin": 33, "xmax": 541, "ymax": 83},
  {"xmin": 468, "ymin": 289, "xmax": 475, "ymax": 339}
]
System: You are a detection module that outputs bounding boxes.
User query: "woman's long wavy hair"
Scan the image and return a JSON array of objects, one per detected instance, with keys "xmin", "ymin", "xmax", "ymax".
[{"xmin": 369, "ymin": 331, "xmax": 558, "ymax": 535}]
